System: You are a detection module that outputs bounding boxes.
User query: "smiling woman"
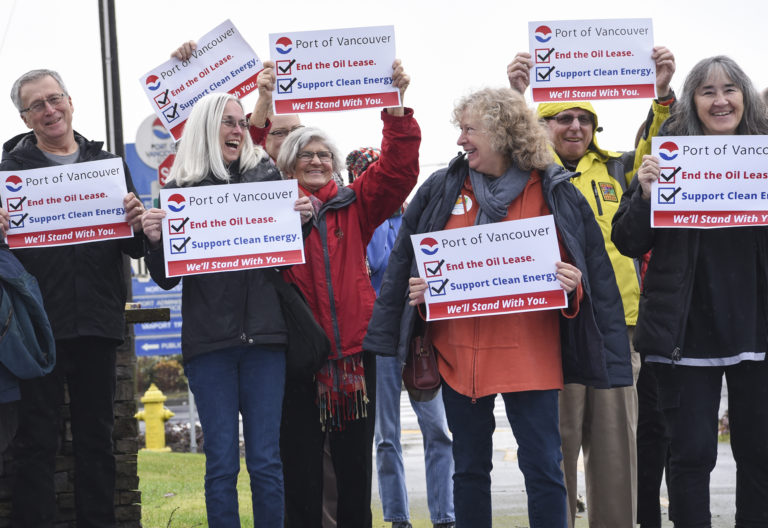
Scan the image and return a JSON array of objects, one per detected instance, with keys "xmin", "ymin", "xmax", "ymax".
[
  {"xmin": 612, "ymin": 56, "xmax": 768, "ymax": 527},
  {"xmin": 140, "ymin": 92, "xmax": 313, "ymax": 528},
  {"xmin": 271, "ymin": 60, "xmax": 420, "ymax": 528},
  {"xmin": 364, "ymin": 87, "xmax": 630, "ymax": 528}
]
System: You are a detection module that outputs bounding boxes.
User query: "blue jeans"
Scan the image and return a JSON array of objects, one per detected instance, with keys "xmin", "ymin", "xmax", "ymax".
[
  {"xmin": 442, "ymin": 382, "xmax": 567, "ymax": 528},
  {"xmin": 185, "ymin": 345, "xmax": 286, "ymax": 528},
  {"xmin": 374, "ymin": 355, "xmax": 455, "ymax": 524}
]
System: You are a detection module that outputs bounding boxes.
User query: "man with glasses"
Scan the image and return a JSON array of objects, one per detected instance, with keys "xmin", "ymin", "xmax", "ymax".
[
  {"xmin": 0, "ymin": 69, "xmax": 144, "ymax": 528},
  {"xmin": 507, "ymin": 48, "xmax": 676, "ymax": 528}
]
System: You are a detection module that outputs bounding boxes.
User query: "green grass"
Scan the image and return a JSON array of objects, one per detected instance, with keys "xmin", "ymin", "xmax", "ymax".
[{"xmin": 138, "ymin": 451, "xmax": 585, "ymax": 527}]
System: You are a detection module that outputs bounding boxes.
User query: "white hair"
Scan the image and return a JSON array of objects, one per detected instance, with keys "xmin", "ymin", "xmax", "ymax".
[{"xmin": 168, "ymin": 93, "xmax": 266, "ymax": 186}]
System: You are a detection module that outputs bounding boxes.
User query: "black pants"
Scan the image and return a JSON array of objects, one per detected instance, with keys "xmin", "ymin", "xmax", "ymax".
[
  {"xmin": 654, "ymin": 360, "xmax": 768, "ymax": 528},
  {"xmin": 12, "ymin": 337, "xmax": 117, "ymax": 528},
  {"xmin": 280, "ymin": 351, "xmax": 375, "ymax": 528},
  {"xmin": 636, "ymin": 360, "xmax": 670, "ymax": 528}
]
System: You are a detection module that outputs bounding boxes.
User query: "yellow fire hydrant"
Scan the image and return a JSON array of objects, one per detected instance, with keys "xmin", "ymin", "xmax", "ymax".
[{"xmin": 135, "ymin": 383, "xmax": 175, "ymax": 452}]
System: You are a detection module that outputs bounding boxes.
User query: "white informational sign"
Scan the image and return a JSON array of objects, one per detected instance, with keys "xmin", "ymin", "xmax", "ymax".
[
  {"xmin": 139, "ymin": 20, "xmax": 263, "ymax": 141},
  {"xmin": 159, "ymin": 180, "xmax": 305, "ymax": 277},
  {"xmin": 528, "ymin": 18, "xmax": 655, "ymax": 102},
  {"xmin": 651, "ymin": 136, "xmax": 768, "ymax": 228},
  {"xmin": 1, "ymin": 159, "xmax": 132, "ymax": 248},
  {"xmin": 268, "ymin": 25, "xmax": 401, "ymax": 114},
  {"xmin": 410, "ymin": 215, "xmax": 567, "ymax": 321}
]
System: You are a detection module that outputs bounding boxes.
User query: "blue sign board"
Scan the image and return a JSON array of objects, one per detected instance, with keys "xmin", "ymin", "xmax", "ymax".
[{"xmin": 132, "ymin": 278, "xmax": 182, "ymax": 356}]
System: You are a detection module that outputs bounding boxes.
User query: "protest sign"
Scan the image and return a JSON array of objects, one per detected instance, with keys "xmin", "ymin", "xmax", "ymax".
[
  {"xmin": 269, "ymin": 25, "xmax": 400, "ymax": 114},
  {"xmin": 528, "ymin": 18, "xmax": 655, "ymax": 102},
  {"xmin": 140, "ymin": 20, "xmax": 262, "ymax": 141},
  {"xmin": 651, "ymin": 136, "xmax": 768, "ymax": 228},
  {"xmin": 1, "ymin": 158, "xmax": 132, "ymax": 248},
  {"xmin": 411, "ymin": 215, "xmax": 567, "ymax": 321},
  {"xmin": 159, "ymin": 180, "xmax": 304, "ymax": 277}
]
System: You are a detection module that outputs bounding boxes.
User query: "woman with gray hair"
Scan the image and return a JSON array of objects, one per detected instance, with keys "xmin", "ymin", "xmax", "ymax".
[
  {"xmin": 364, "ymin": 87, "xmax": 628, "ymax": 528},
  {"xmin": 613, "ymin": 56, "xmax": 768, "ymax": 527},
  {"xmin": 141, "ymin": 92, "xmax": 313, "ymax": 527},
  {"xmin": 275, "ymin": 60, "xmax": 419, "ymax": 528}
]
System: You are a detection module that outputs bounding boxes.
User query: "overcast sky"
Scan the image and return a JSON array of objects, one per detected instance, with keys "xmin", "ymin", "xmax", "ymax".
[{"xmin": 2, "ymin": 0, "xmax": 767, "ymax": 180}]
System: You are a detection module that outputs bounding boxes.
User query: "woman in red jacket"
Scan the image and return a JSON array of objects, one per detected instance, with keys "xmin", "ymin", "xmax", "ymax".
[{"xmin": 275, "ymin": 60, "xmax": 421, "ymax": 528}]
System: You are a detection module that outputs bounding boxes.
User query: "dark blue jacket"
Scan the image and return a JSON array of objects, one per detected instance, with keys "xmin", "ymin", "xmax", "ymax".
[
  {"xmin": 363, "ymin": 154, "xmax": 631, "ymax": 388},
  {"xmin": 0, "ymin": 246, "xmax": 56, "ymax": 404}
]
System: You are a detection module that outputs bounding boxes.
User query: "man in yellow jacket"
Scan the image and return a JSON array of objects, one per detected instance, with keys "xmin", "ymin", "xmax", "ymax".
[{"xmin": 508, "ymin": 46, "xmax": 676, "ymax": 528}]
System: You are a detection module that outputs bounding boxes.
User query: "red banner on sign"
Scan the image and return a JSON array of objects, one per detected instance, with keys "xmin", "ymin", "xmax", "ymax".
[
  {"xmin": 166, "ymin": 249, "xmax": 304, "ymax": 277},
  {"xmin": 7, "ymin": 222, "xmax": 133, "ymax": 248},
  {"xmin": 428, "ymin": 288, "xmax": 567, "ymax": 320},
  {"xmin": 532, "ymin": 83, "xmax": 655, "ymax": 102}
]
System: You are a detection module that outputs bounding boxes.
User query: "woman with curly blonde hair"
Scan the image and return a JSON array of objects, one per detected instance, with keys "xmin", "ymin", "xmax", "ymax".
[{"xmin": 364, "ymin": 87, "xmax": 629, "ymax": 528}]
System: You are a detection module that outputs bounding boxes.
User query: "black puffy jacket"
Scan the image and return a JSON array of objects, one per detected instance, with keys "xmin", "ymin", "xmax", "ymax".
[{"xmin": 612, "ymin": 174, "xmax": 768, "ymax": 361}]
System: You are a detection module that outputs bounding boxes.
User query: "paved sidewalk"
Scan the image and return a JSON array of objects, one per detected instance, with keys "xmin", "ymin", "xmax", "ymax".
[{"xmin": 375, "ymin": 392, "xmax": 737, "ymax": 527}]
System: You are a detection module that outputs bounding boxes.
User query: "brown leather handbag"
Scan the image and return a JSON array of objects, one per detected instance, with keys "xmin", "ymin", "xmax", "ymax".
[{"xmin": 402, "ymin": 319, "xmax": 441, "ymax": 402}]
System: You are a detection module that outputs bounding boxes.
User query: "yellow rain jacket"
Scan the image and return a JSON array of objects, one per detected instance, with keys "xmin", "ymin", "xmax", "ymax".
[{"xmin": 537, "ymin": 100, "xmax": 672, "ymax": 325}]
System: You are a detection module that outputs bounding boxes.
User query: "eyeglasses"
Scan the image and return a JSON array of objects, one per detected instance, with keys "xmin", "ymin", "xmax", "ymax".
[
  {"xmin": 269, "ymin": 125, "xmax": 304, "ymax": 138},
  {"xmin": 221, "ymin": 117, "xmax": 249, "ymax": 130},
  {"xmin": 297, "ymin": 150, "xmax": 333, "ymax": 162},
  {"xmin": 547, "ymin": 113, "xmax": 593, "ymax": 127},
  {"xmin": 20, "ymin": 93, "xmax": 67, "ymax": 115}
]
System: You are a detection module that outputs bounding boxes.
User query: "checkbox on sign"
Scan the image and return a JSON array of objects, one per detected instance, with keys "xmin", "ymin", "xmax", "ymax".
[
  {"xmin": 428, "ymin": 279, "xmax": 449, "ymax": 297},
  {"xmin": 168, "ymin": 217, "xmax": 189, "ymax": 234},
  {"xmin": 276, "ymin": 59, "xmax": 296, "ymax": 75},
  {"xmin": 424, "ymin": 259, "xmax": 444, "ymax": 278},
  {"xmin": 659, "ymin": 166, "xmax": 680, "ymax": 184},
  {"xmin": 170, "ymin": 236, "xmax": 191, "ymax": 254},
  {"xmin": 536, "ymin": 48, "xmax": 555, "ymax": 63},
  {"xmin": 7, "ymin": 196, "xmax": 25, "ymax": 212},
  {"xmin": 154, "ymin": 90, "xmax": 170, "ymax": 109},
  {"xmin": 278, "ymin": 78, "xmax": 297, "ymax": 94},
  {"xmin": 536, "ymin": 66, "xmax": 555, "ymax": 82},
  {"xmin": 657, "ymin": 187, "xmax": 682, "ymax": 204},
  {"xmin": 9, "ymin": 213, "xmax": 27, "ymax": 229},
  {"xmin": 164, "ymin": 104, "xmax": 180, "ymax": 123}
]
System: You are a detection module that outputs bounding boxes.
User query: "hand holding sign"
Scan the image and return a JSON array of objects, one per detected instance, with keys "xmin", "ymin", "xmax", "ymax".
[
  {"xmin": 387, "ymin": 59, "xmax": 408, "ymax": 116},
  {"xmin": 638, "ymin": 154, "xmax": 661, "ymax": 200},
  {"xmin": 172, "ymin": 40, "xmax": 197, "ymax": 61},
  {"xmin": 0, "ymin": 207, "xmax": 9, "ymax": 239},
  {"xmin": 408, "ymin": 276, "xmax": 428, "ymax": 306},
  {"xmin": 141, "ymin": 208, "xmax": 166, "ymax": 248},
  {"xmin": 124, "ymin": 192, "xmax": 145, "ymax": 232},
  {"xmin": 652, "ymin": 46, "xmax": 676, "ymax": 98},
  {"xmin": 555, "ymin": 261, "xmax": 581, "ymax": 294},
  {"xmin": 507, "ymin": 52, "xmax": 534, "ymax": 93}
]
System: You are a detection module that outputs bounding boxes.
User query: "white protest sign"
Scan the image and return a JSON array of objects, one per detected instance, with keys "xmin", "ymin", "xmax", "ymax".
[
  {"xmin": 1, "ymin": 159, "xmax": 132, "ymax": 248},
  {"xmin": 528, "ymin": 18, "xmax": 655, "ymax": 102},
  {"xmin": 651, "ymin": 136, "xmax": 768, "ymax": 228},
  {"xmin": 411, "ymin": 215, "xmax": 567, "ymax": 321},
  {"xmin": 140, "ymin": 20, "xmax": 263, "ymax": 141},
  {"xmin": 268, "ymin": 25, "xmax": 400, "ymax": 114},
  {"xmin": 159, "ymin": 180, "xmax": 305, "ymax": 277}
]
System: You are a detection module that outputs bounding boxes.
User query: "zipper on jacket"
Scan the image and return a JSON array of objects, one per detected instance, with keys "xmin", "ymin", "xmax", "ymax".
[
  {"xmin": 591, "ymin": 180, "xmax": 604, "ymax": 216},
  {"xmin": 671, "ymin": 346, "xmax": 681, "ymax": 364}
]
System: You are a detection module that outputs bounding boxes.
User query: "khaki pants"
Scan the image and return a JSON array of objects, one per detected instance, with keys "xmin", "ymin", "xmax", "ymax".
[{"xmin": 560, "ymin": 327, "xmax": 641, "ymax": 528}]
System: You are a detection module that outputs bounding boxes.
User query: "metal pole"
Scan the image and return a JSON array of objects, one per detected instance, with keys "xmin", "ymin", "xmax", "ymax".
[{"xmin": 98, "ymin": 0, "xmax": 124, "ymax": 157}]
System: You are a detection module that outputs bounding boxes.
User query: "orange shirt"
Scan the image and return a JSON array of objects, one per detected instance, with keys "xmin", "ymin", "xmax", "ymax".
[{"xmin": 431, "ymin": 171, "xmax": 577, "ymax": 398}]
